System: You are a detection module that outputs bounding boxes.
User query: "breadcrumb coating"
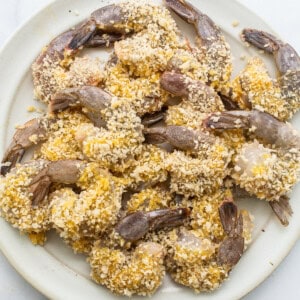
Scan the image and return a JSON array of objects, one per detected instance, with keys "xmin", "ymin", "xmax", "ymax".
[
  {"xmin": 77, "ymin": 99, "xmax": 144, "ymax": 169},
  {"xmin": 105, "ymin": 61, "xmax": 168, "ymax": 115},
  {"xmin": 232, "ymin": 141, "xmax": 300, "ymax": 201},
  {"xmin": 35, "ymin": 110, "xmax": 90, "ymax": 161},
  {"xmin": 166, "ymin": 138, "xmax": 232, "ymax": 196},
  {"xmin": 0, "ymin": 160, "xmax": 50, "ymax": 235},
  {"xmin": 50, "ymin": 163, "xmax": 125, "ymax": 252},
  {"xmin": 231, "ymin": 57, "xmax": 293, "ymax": 120},
  {"xmin": 32, "ymin": 54, "xmax": 103, "ymax": 103},
  {"xmin": 89, "ymin": 242, "xmax": 165, "ymax": 296},
  {"xmin": 126, "ymin": 187, "xmax": 172, "ymax": 213},
  {"xmin": 195, "ymin": 36, "xmax": 232, "ymax": 91},
  {"xmin": 164, "ymin": 228, "xmax": 229, "ymax": 292}
]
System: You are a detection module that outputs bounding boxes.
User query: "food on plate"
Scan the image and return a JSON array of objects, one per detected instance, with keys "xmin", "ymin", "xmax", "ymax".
[{"xmin": 1, "ymin": 0, "xmax": 299, "ymax": 296}]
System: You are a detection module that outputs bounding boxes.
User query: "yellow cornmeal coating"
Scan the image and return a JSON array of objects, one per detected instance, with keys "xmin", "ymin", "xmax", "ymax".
[
  {"xmin": 66, "ymin": 237, "xmax": 95, "ymax": 254},
  {"xmin": 231, "ymin": 57, "xmax": 290, "ymax": 120},
  {"xmin": 77, "ymin": 99, "xmax": 144, "ymax": 169},
  {"xmin": 105, "ymin": 2, "xmax": 182, "ymax": 115},
  {"xmin": 0, "ymin": 160, "xmax": 50, "ymax": 235},
  {"xmin": 167, "ymin": 49, "xmax": 208, "ymax": 82},
  {"xmin": 35, "ymin": 110, "xmax": 90, "ymax": 161},
  {"xmin": 169, "ymin": 261, "xmax": 228, "ymax": 292},
  {"xmin": 126, "ymin": 144, "xmax": 168, "ymax": 187},
  {"xmin": 89, "ymin": 242, "xmax": 165, "ymax": 296},
  {"xmin": 166, "ymin": 140, "xmax": 232, "ymax": 196},
  {"xmin": 165, "ymin": 101, "xmax": 208, "ymax": 129},
  {"xmin": 215, "ymin": 129, "xmax": 246, "ymax": 156},
  {"xmin": 164, "ymin": 228, "xmax": 229, "ymax": 292},
  {"xmin": 28, "ymin": 231, "xmax": 47, "ymax": 246},
  {"xmin": 50, "ymin": 164, "xmax": 125, "ymax": 246},
  {"xmin": 126, "ymin": 187, "xmax": 172, "ymax": 213},
  {"xmin": 105, "ymin": 60, "xmax": 168, "ymax": 116},
  {"xmin": 32, "ymin": 54, "xmax": 103, "ymax": 103},
  {"xmin": 232, "ymin": 141, "xmax": 300, "ymax": 201},
  {"xmin": 163, "ymin": 188, "xmax": 254, "ymax": 292},
  {"xmin": 191, "ymin": 190, "xmax": 232, "ymax": 241}
]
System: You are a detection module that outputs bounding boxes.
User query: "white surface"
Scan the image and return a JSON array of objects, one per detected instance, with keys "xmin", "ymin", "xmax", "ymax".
[{"xmin": 0, "ymin": 0, "xmax": 299, "ymax": 299}]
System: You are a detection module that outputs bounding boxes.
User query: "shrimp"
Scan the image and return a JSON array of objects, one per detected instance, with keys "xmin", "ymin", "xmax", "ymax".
[
  {"xmin": 164, "ymin": 192, "xmax": 251, "ymax": 292},
  {"xmin": 0, "ymin": 160, "xmax": 51, "ymax": 244},
  {"xmin": 27, "ymin": 160, "xmax": 126, "ymax": 250},
  {"xmin": 232, "ymin": 140, "xmax": 299, "ymax": 202},
  {"xmin": 112, "ymin": 6, "xmax": 181, "ymax": 77},
  {"xmin": 68, "ymin": 2, "xmax": 178, "ymax": 51},
  {"xmin": 165, "ymin": 0, "xmax": 232, "ymax": 91},
  {"xmin": 115, "ymin": 207, "xmax": 190, "ymax": 241},
  {"xmin": 125, "ymin": 186, "xmax": 173, "ymax": 213},
  {"xmin": 144, "ymin": 125, "xmax": 232, "ymax": 196},
  {"xmin": 89, "ymin": 242, "xmax": 165, "ymax": 296},
  {"xmin": 1, "ymin": 108, "xmax": 98, "ymax": 175},
  {"xmin": 160, "ymin": 72, "xmax": 246, "ymax": 151},
  {"xmin": 160, "ymin": 71, "xmax": 224, "ymax": 113},
  {"xmin": 205, "ymin": 110, "xmax": 300, "ymax": 149},
  {"xmin": 206, "ymin": 110, "xmax": 300, "ymax": 204},
  {"xmin": 50, "ymin": 85, "xmax": 112, "ymax": 114},
  {"xmin": 1, "ymin": 118, "xmax": 49, "ymax": 175},
  {"xmin": 32, "ymin": 25, "xmax": 121, "ymax": 103},
  {"xmin": 124, "ymin": 144, "xmax": 169, "ymax": 189},
  {"xmin": 75, "ymin": 98, "xmax": 144, "ymax": 170},
  {"xmin": 231, "ymin": 29, "xmax": 300, "ymax": 120}
]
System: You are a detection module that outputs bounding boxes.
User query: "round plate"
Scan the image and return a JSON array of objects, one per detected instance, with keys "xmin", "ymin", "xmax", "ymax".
[{"xmin": 0, "ymin": 0, "xmax": 299, "ymax": 299}]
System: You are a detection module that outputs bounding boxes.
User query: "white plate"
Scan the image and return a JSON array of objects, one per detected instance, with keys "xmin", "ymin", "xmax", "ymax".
[{"xmin": 0, "ymin": 0, "xmax": 299, "ymax": 299}]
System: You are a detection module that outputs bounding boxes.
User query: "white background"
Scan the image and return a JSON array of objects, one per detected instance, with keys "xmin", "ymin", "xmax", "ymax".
[{"xmin": 0, "ymin": 0, "xmax": 299, "ymax": 299}]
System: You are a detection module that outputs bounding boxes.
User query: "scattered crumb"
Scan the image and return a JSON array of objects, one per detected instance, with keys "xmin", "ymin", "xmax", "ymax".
[
  {"xmin": 232, "ymin": 20, "xmax": 239, "ymax": 27},
  {"xmin": 27, "ymin": 105, "xmax": 37, "ymax": 112}
]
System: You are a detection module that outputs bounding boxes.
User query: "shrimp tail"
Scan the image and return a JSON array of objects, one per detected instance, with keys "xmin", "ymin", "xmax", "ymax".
[
  {"xmin": 204, "ymin": 111, "xmax": 250, "ymax": 129},
  {"xmin": 241, "ymin": 29, "xmax": 280, "ymax": 54},
  {"xmin": 1, "ymin": 147, "xmax": 25, "ymax": 176},
  {"xmin": 269, "ymin": 196, "xmax": 293, "ymax": 226},
  {"xmin": 68, "ymin": 20, "xmax": 97, "ymax": 50}
]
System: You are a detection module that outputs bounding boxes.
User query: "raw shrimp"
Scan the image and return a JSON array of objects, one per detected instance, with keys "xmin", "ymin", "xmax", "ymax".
[
  {"xmin": 144, "ymin": 125, "xmax": 232, "ymax": 196},
  {"xmin": 32, "ymin": 25, "xmax": 121, "ymax": 102},
  {"xmin": 164, "ymin": 192, "xmax": 252, "ymax": 292},
  {"xmin": 231, "ymin": 29, "xmax": 300, "ymax": 120},
  {"xmin": 28, "ymin": 160, "xmax": 126, "ymax": 250},
  {"xmin": 89, "ymin": 242, "xmax": 165, "ymax": 296},
  {"xmin": 75, "ymin": 98, "xmax": 144, "ymax": 170},
  {"xmin": 165, "ymin": 0, "xmax": 232, "ymax": 91},
  {"xmin": 115, "ymin": 207, "xmax": 190, "ymax": 241},
  {"xmin": 160, "ymin": 71, "xmax": 224, "ymax": 113},
  {"xmin": 1, "ymin": 109, "xmax": 95, "ymax": 175},
  {"xmin": 206, "ymin": 110, "xmax": 300, "ymax": 203},
  {"xmin": 205, "ymin": 110, "xmax": 300, "ymax": 149},
  {"xmin": 0, "ymin": 160, "xmax": 51, "ymax": 244}
]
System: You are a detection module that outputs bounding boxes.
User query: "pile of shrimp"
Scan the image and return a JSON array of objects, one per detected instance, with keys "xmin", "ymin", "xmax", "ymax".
[{"xmin": 0, "ymin": 0, "xmax": 299, "ymax": 296}]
